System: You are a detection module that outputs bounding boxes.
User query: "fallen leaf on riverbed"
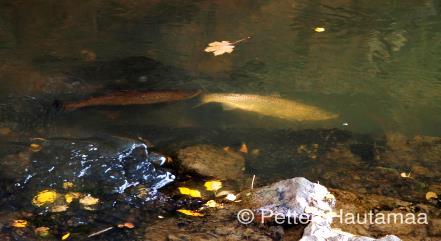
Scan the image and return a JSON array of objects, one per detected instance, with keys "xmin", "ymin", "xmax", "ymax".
[
  {"xmin": 204, "ymin": 200, "xmax": 222, "ymax": 208},
  {"xmin": 240, "ymin": 143, "xmax": 248, "ymax": 153},
  {"xmin": 178, "ymin": 187, "xmax": 202, "ymax": 198},
  {"xmin": 32, "ymin": 190, "xmax": 58, "ymax": 207},
  {"xmin": 118, "ymin": 222, "xmax": 135, "ymax": 229},
  {"xmin": 79, "ymin": 194, "xmax": 100, "ymax": 210},
  {"xmin": 400, "ymin": 172, "xmax": 411, "ymax": 178},
  {"xmin": 314, "ymin": 27, "xmax": 326, "ymax": 32},
  {"xmin": 426, "ymin": 191, "xmax": 438, "ymax": 200},
  {"xmin": 79, "ymin": 195, "xmax": 99, "ymax": 205},
  {"xmin": 204, "ymin": 180, "xmax": 222, "ymax": 192},
  {"xmin": 35, "ymin": 227, "xmax": 50, "ymax": 237},
  {"xmin": 65, "ymin": 192, "xmax": 81, "ymax": 203},
  {"xmin": 50, "ymin": 205, "xmax": 69, "ymax": 213},
  {"xmin": 30, "ymin": 143, "xmax": 42, "ymax": 152},
  {"xmin": 63, "ymin": 182, "xmax": 74, "ymax": 189},
  {"xmin": 61, "ymin": 232, "xmax": 70, "ymax": 240},
  {"xmin": 11, "ymin": 219, "xmax": 28, "ymax": 228},
  {"xmin": 177, "ymin": 209, "xmax": 204, "ymax": 217}
]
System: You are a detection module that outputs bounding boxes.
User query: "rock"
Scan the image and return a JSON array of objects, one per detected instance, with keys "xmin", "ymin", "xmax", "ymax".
[
  {"xmin": 4, "ymin": 136, "xmax": 175, "ymax": 212},
  {"xmin": 177, "ymin": 144, "xmax": 245, "ymax": 180},
  {"xmin": 245, "ymin": 177, "xmax": 335, "ymax": 221},
  {"xmin": 244, "ymin": 177, "xmax": 406, "ymax": 241},
  {"xmin": 301, "ymin": 219, "xmax": 401, "ymax": 241}
]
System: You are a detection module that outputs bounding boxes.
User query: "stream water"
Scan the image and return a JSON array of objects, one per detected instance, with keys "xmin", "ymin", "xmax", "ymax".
[{"xmin": 0, "ymin": 0, "xmax": 440, "ymax": 240}]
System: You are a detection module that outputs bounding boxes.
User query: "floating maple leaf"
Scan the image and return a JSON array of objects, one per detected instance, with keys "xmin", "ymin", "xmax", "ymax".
[{"xmin": 204, "ymin": 37, "xmax": 251, "ymax": 56}]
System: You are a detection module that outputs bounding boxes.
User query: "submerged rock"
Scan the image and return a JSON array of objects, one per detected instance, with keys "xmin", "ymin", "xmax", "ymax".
[
  {"xmin": 244, "ymin": 177, "xmax": 402, "ymax": 241},
  {"xmin": 245, "ymin": 177, "xmax": 335, "ymax": 221},
  {"xmin": 5, "ymin": 136, "xmax": 175, "ymax": 209},
  {"xmin": 177, "ymin": 144, "xmax": 245, "ymax": 180}
]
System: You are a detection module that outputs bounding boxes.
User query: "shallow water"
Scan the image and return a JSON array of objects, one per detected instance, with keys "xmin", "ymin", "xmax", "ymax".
[{"xmin": 0, "ymin": 0, "xmax": 440, "ymax": 240}]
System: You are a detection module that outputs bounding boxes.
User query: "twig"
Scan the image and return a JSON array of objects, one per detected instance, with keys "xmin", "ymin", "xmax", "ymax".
[
  {"xmin": 87, "ymin": 226, "xmax": 114, "ymax": 238},
  {"xmin": 251, "ymin": 175, "xmax": 256, "ymax": 189}
]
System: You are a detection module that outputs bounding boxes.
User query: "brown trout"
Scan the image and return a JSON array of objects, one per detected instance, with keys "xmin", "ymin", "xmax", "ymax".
[
  {"xmin": 58, "ymin": 90, "xmax": 201, "ymax": 111},
  {"xmin": 200, "ymin": 93, "xmax": 338, "ymax": 121}
]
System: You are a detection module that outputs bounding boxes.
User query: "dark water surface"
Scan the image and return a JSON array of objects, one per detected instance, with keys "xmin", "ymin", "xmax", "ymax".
[{"xmin": 0, "ymin": 0, "xmax": 440, "ymax": 240}]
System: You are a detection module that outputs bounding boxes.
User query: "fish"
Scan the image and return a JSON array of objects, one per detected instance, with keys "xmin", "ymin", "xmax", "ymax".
[
  {"xmin": 55, "ymin": 90, "xmax": 201, "ymax": 111},
  {"xmin": 199, "ymin": 93, "xmax": 338, "ymax": 121}
]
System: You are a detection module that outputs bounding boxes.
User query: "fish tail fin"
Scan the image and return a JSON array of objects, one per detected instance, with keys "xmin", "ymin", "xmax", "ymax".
[
  {"xmin": 50, "ymin": 99, "xmax": 74, "ymax": 113},
  {"xmin": 52, "ymin": 99, "xmax": 65, "ymax": 112},
  {"xmin": 192, "ymin": 92, "xmax": 210, "ymax": 108}
]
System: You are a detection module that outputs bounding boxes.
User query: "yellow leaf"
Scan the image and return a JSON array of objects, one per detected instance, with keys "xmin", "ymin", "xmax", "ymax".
[
  {"xmin": 426, "ymin": 191, "xmax": 438, "ymax": 200},
  {"xmin": 178, "ymin": 187, "xmax": 202, "ymax": 198},
  {"xmin": 63, "ymin": 182, "xmax": 74, "ymax": 189},
  {"xmin": 400, "ymin": 172, "xmax": 411, "ymax": 178},
  {"xmin": 65, "ymin": 192, "xmax": 81, "ymax": 204},
  {"xmin": 50, "ymin": 205, "xmax": 69, "ymax": 213},
  {"xmin": 30, "ymin": 143, "xmax": 42, "ymax": 152},
  {"xmin": 11, "ymin": 219, "xmax": 28, "ymax": 228},
  {"xmin": 239, "ymin": 143, "xmax": 248, "ymax": 153},
  {"xmin": 204, "ymin": 37, "xmax": 250, "ymax": 56},
  {"xmin": 79, "ymin": 195, "xmax": 99, "ymax": 206},
  {"xmin": 177, "ymin": 209, "xmax": 204, "ymax": 217},
  {"xmin": 314, "ymin": 27, "xmax": 326, "ymax": 32},
  {"xmin": 61, "ymin": 232, "xmax": 70, "ymax": 240},
  {"xmin": 117, "ymin": 222, "xmax": 135, "ymax": 229},
  {"xmin": 35, "ymin": 227, "xmax": 50, "ymax": 237},
  {"xmin": 204, "ymin": 41, "xmax": 235, "ymax": 56},
  {"xmin": 204, "ymin": 181, "xmax": 222, "ymax": 192},
  {"xmin": 204, "ymin": 200, "xmax": 219, "ymax": 208},
  {"xmin": 32, "ymin": 190, "xmax": 58, "ymax": 207}
]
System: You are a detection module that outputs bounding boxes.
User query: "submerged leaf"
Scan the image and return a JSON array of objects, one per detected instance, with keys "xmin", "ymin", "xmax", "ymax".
[
  {"xmin": 314, "ymin": 27, "xmax": 326, "ymax": 32},
  {"xmin": 400, "ymin": 172, "xmax": 411, "ymax": 178},
  {"xmin": 64, "ymin": 192, "xmax": 81, "ymax": 204},
  {"xmin": 426, "ymin": 191, "xmax": 438, "ymax": 200},
  {"xmin": 50, "ymin": 205, "xmax": 69, "ymax": 213},
  {"xmin": 239, "ymin": 143, "xmax": 248, "ymax": 153},
  {"xmin": 204, "ymin": 200, "xmax": 221, "ymax": 208},
  {"xmin": 32, "ymin": 190, "xmax": 58, "ymax": 207},
  {"xmin": 35, "ymin": 227, "xmax": 50, "ymax": 237},
  {"xmin": 30, "ymin": 143, "xmax": 42, "ymax": 152},
  {"xmin": 178, "ymin": 187, "xmax": 202, "ymax": 198},
  {"xmin": 63, "ymin": 182, "xmax": 75, "ymax": 189},
  {"xmin": 79, "ymin": 195, "xmax": 99, "ymax": 206},
  {"xmin": 177, "ymin": 209, "xmax": 204, "ymax": 217},
  {"xmin": 204, "ymin": 180, "xmax": 222, "ymax": 192},
  {"xmin": 61, "ymin": 232, "xmax": 70, "ymax": 240},
  {"xmin": 117, "ymin": 222, "xmax": 135, "ymax": 229},
  {"xmin": 11, "ymin": 219, "xmax": 28, "ymax": 228}
]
